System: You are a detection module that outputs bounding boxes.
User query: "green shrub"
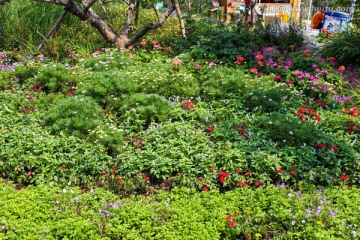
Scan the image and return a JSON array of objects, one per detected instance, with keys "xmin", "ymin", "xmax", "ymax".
[
  {"xmin": 259, "ymin": 113, "xmax": 321, "ymax": 146},
  {"xmin": 120, "ymin": 93, "xmax": 172, "ymax": 129},
  {"xmin": 201, "ymin": 67, "xmax": 246, "ymax": 100},
  {"xmin": 321, "ymin": 29, "xmax": 360, "ymax": 67},
  {"xmin": 43, "ymin": 96, "xmax": 102, "ymax": 138},
  {"xmin": 0, "ymin": 108, "xmax": 111, "ymax": 186},
  {"xmin": 24, "ymin": 63, "xmax": 81, "ymax": 94}
]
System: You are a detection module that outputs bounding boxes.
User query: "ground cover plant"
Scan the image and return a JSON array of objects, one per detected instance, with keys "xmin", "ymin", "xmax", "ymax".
[{"xmin": 1, "ymin": 9, "xmax": 360, "ymax": 239}]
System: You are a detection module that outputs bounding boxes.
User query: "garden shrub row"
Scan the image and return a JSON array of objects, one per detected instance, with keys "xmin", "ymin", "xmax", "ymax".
[{"xmin": 0, "ymin": 181, "xmax": 359, "ymax": 239}]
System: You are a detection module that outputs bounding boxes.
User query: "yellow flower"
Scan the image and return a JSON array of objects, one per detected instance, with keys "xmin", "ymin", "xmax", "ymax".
[
  {"xmin": 255, "ymin": 233, "xmax": 261, "ymax": 237},
  {"xmin": 317, "ymin": 221, "xmax": 322, "ymax": 225}
]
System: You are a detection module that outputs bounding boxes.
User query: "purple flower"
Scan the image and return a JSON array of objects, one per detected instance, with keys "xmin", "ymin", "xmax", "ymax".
[
  {"xmin": 0, "ymin": 52, "xmax": 7, "ymax": 59},
  {"xmin": 323, "ymin": 86, "xmax": 330, "ymax": 91},
  {"xmin": 316, "ymin": 206, "xmax": 321, "ymax": 214},
  {"xmin": 291, "ymin": 220, "xmax": 296, "ymax": 225},
  {"xmin": 330, "ymin": 209, "xmax": 336, "ymax": 217},
  {"xmin": 296, "ymin": 191, "xmax": 302, "ymax": 197},
  {"xmin": 305, "ymin": 209, "xmax": 313, "ymax": 217},
  {"xmin": 322, "ymin": 69, "xmax": 328, "ymax": 74},
  {"xmin": 286, "ymin": 61, "xmax": 292, "ymax": 66},
  {"xmin": 316, "ymin": 68, "xmax": 320, "ymax": 72},
  {"xmin": 312, "ymin": 64, "xmax": 317, "ymax": 68}
]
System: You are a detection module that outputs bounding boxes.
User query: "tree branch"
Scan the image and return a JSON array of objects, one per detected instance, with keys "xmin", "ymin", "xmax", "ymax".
[
  {"xmin": 34, "ymin": 0, "xmax": 69, "ymax": 6},
  {"xmin": 83, "ymin": 0, "xmax": 98, "ymax": 14},
  {"xmin": 127, "ymin": 0, "xmax": 176, "ymax": 47},
  {"xmin": 37, "ymin": 10, "xmax": 68, "ymax": 51},
  {"xmin": 120, "ymin": 0, "xmax": 135, "ymax": 36}
]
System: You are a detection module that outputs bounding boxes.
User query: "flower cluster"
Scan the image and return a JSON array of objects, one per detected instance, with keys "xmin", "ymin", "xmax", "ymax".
[
  {"xmin": 346, "ymin": 121, "xmax": 359, "ymax": 134},
  {"xmin": 181, "ymin": 100, "xmax": 195, "ymax": 110},
  {"xmin": 344, "ymin": 107, "xmax": 360, "ymax": 117},
  {"xmin": 233, "ymin": 122, "xmax": 250, "ymax": 138},
  {"xmin": 296, "ymin": 106, "xmax": 321, "ymax": 121},
  {"xmin": 314, "ymin": 143, "xmax": 339, "ymax": 151}
]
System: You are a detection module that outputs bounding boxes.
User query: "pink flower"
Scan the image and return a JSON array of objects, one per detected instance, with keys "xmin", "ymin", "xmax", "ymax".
[
  {"xmin": 286, "ymin": 79, "xmax": 293, "ymax": 84},
  {"xmin": 27, "ymin": 171, "xmax": 32, "ymax": 176},
  {"xmin": 172, "ymin": 60, "xmax": 182, "ymax": 67},
  {"xmin": 338, "ymin": 66, "xmax": 345, "ymax": 71}
]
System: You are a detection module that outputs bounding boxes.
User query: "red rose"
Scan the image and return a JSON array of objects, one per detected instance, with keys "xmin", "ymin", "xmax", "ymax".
[
  {"xmin": 290, "ymin": 170, "xmax": 296, "ymax": 175},
  {"xmin": 62, "ymin": 164, "xmax": 66, "ymax": 169},
  {"xmin": 198, "ymin": 177, "xmax": 203, "ymax": 181},
  {"xmin": 236, "ymin": 169, "xmax": 240, "ymax": 174},
  {"xmin": 100, "ymin": 171, "xmax": 106, "ymax": 175},
  {"xmin": 342, "ymin": 175, "xmax": 349, "ymax": 181},
  {"xmin": 277, "ymin": 168, "xmax": 283, "ymax": 173},
  {"xmin": 255, "ymin": 181, "xmax": 260, "ymax": 186},
  {"xmin": 245, "ymin": 171, "xmax": 251, "ymax": 176},
  {"xmin": 207, "ymin": 126, "xmax": 214, "ymax": 132},
  {"xmin": 203, "ymin": 185, "xmax": 209, "ymax": 191},
  {"xmin": 210, "ymin": 167, "xmax": 215, "ymax": 172},
  {"xmin": 226, "ymin": 215, "xmax": 232, "ymax": 220}
]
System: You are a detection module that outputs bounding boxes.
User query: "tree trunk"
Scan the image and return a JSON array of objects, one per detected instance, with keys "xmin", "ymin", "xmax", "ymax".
[{"xmin": 34, "ymin": 0, "xmax": 176, "ymax": 49}]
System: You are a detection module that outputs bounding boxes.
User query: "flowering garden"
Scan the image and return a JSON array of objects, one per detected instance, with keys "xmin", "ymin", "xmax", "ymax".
[{"xmin": 1, "ymin": 1, "xmax": 360, "ymax": 238}]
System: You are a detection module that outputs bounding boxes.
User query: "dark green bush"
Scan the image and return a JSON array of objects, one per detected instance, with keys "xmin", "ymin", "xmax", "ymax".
[
  {"xmin": 259, "ymin": 113, "xmax": 321, "ymax": 146},
  {"xmin": 321, "ymin": 29, "xmax": 360, "ymax": 67},
  {"xmin": 25, "ymin": 63, "xmax": 80, "ymax": 94},
  {"xmin": 120, "ymin": 93, "xmax": 172, "ymax": 129},
  {"xmin": 43, "ymin": 96, "xmax": 102, "ymax": 138}
]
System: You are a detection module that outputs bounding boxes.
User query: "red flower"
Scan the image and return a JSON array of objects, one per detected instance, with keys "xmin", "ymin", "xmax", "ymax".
[
  {"xmin": 315, "ymin": 99, "xmax": 321, "ymax": 103},
  {"xmin": 27, "ymin": 171, "xmax": 32, "ymax": 176},
  {"xmin": 218, "ymin": 171, "xmax": 229, "ymax": 183},
  {"xmin": 255, "ymin": 54, "xmax": 263, "ymax": 61},
  {"xmin": 226, "ymin": 215, "xmax": 232, "ymax": 220},
  {"xmin": 198, "ymin": 177, "xmax": 203, "ymax": 181},
  {"xmin": 240, "ymin": 128, "xmax": 246, "ymax": 133},
  {"xmin": 319, "ymin": 143, "xmax": 325, "ymax": 148},
  {"xmin": 117, "ymin": 177, "xmax": 123, "ymax": 184},
  {"xmin": 290, "ymin": 170, "xmax": 296, "ymax": 175},
  {"xmin": 100, "ymin": 171, "xmax": 106, "ymax": 175},
  {"xmin": 242, "ymin": 122, "xmax": 248, "ymax": 127},
  {"xmin": 244, "ymin": 0, "xmax": 251, "ymax": 4},
  {"xmin": 246, "ymin": 235, "xmax": 251, "ymax": 239},
  {"xmin": 203, "ymin": 185, "xmax": 209, "ymax": 191},
  {"xmin": 277, "ymin": 168, "xmax": 283, "ymax": 173},
  {"xmin": 255, "ymin": 181, "xmax": 261, "ymax": 187},
  {"xmin": 210, "ymin": 167, "xmax": 215, "ymax": 172},
  {"xmin": 61, "ymin": 164, "xmax": 66, "ymax": 169},
  {"xmin": 328, "ymin": 146, "xmax": 339, "ymax": 151},
  {"xmin": 236, "ymin": 56, "xmax": 245, "ymax": 64},
  {"xmin": 250, "ymin": 68, "xmax": 258, "ymax": 74},
  {"xmin": 299, "ymin": 115, "xmax": 305, "ymax": 120},
  {"xmin": 245, "ymin": 171, "xmax": 251, "ymax": 176},
  {"xmin": 228, "ymin": 221, "xmax": 235, "ymax": 227},
  {"xmin": 238, "ymin": 181, "xmax": 245, "ymax": 187},
  {"xmin": 342, "ymin": 175, "xmax": 349, "ymax": 181},
  {"xmin": 233, "ymin": 125, "xmax": 238, "ymax": 130},
  {"xmin": 234, "ymin": 211, "xmax": 238, "ymax": 215},
  {"xmin": 306, "ymin": 101, "xmax": 310, "ymax": 105},
  {"xmin": 315, "ymin": 115, "xmax": 321, "ymax": 121},
  {"xmin": 227, "ymin": 2, "xmax": 232, "ymax": 7},
  {"xmin": 329, "ymin": 56, "xmax": 335, "ymax": 61},
  {"xmin": 207, "ymin": 126, "xmax": 214, "ymax": 132},
  {"xmin": 338, "ymin": 66, "xmax": 345, "ymax": 71},
  {"xmin": 236, "ymin": 169, "xmax": 241, "ymax": 174}
]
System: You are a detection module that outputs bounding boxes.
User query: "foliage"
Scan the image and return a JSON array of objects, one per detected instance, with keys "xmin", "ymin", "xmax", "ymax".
[
  {"xmin": 0, "ymin": 181, "xmax": 360, "ymax": 239},
  {"xmin": 321, "ymin": 29, "xmax": 360, "ymax": 67},
  {"xmin": 43, "ymin": 96, "xmax": 102, "ymax": 138}
]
